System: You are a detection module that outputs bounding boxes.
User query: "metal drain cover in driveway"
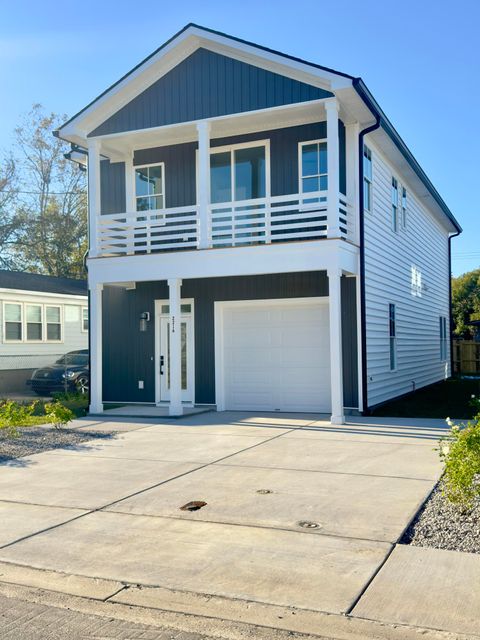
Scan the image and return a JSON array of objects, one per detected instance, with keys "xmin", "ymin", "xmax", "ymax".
[{"xmin": 180, "ymin": 501, "xmax": 207, "ymax": 512}]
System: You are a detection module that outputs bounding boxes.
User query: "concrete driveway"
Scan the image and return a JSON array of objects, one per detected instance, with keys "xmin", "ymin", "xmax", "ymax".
[{"xmin": 0, "ymin": 412, "xmax": 449, "ymax": 633}]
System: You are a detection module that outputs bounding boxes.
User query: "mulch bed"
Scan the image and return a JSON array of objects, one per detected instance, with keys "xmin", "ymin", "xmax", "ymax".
[
  {"xmin": 0, "ymin": 427, "xmax": 114, "ymax": 463},
  {"xmin": 402, "ymin": 481, "xmax": 480, "ymax": 554}
]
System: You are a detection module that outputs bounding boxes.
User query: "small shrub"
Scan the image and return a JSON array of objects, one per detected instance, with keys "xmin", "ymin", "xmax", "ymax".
[
  {"xmin": 0, "ymin": 401, "xmax": 34, "ymax": 437},
  {"xmin": 44, "ymin": 401, "xmax": 75, "ymax": 430},
  {"xmin": 439, "ymin": 413, "xmax": 480, "ymax": 510}
]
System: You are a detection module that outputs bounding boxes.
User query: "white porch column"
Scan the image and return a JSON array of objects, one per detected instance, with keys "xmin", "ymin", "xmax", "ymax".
[
  {"xmin": 87, "ymin": 140, "xmax": 101, "ymax": 257},
  {"xmin": 168, "ymin": 278, "xmax": 183, "ymax": 416},
  {"xmin": 345, "ymin": 122, "xmax": 360, "ymax": 245},
  {"xmin": 197, "ymin": 121, "xmax": 211, "ymax": 249},
  {"xmin": 89, "ymin": 283, "xmax": 103, "ymax": 414},
  {"xmin": 327, "ymin": 267, "xmax": 345, "ymax": 424},
  {"xmin": 325, "ymin": 99, "xmax": 341, "ymax": 239},
  {"xmin": 124, "ymin": 154, "xmax": 135, "ymax": 212}
]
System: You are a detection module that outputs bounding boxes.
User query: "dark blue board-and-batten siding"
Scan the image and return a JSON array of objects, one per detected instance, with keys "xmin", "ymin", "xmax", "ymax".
[
  {"xmin": 100, "ymin": 122, "xmax": 346, "ymax": 214},
  {"xmin": 102, "ymin": 272, "xmax": 358, "ymax": 408},
  {"xmin": 90, "ymin": 48, "xmax": 333, "ymax": 137}
]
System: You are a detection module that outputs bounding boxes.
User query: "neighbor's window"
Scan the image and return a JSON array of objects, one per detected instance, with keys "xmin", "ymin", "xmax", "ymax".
[
  {"xmin": 26, "ymin": 304, "xmax": 43, "ymax": 341},
  {"xmin": 402, "ymin": 187, "xmax": 407, "ymax": 228},
  {"xmin": 300, "ymin": 141, "xmax": 328, "ymax": 194},
  {"xmin": 46, "ymin": 306, "xmax": 62, "ymax": 341},
  {"xmin": 389, "ymin": 303, "xmax": 396, "ymax": 370},
  {"xmin": 135, "ymin": 163, "xmax": 164, "ymax": 211},
  {"xmin": 363, "ymin": 145, "xmax": 372, "ymax": 212},
  {"xmin": 391, "ymin": 177, "xmax": 398, "ymax": 232},
  {"xmin": 82, "ymin": 307, "xmax": 88, "ymax": 332},
  {"xmin": 210, "ymin": 144, "xmax": 266, "ymax": 203},
  {"xmin": 440, "ymin": 316, "xmax": 448, "ymax": 361},
  {"xmin": 4, "ymin": 303, "xmax": 22, "ymax": 341}
]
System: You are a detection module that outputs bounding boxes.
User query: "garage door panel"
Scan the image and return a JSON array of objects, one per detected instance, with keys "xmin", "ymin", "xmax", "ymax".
[{"xmin": 221, "ymin": 300, "xmax": 331, "ymax": 413}]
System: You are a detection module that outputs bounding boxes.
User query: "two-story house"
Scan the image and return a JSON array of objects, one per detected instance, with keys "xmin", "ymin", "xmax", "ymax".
[{"xmin": 56, "ymin": 24, "xmax": 461, "ymax": 423}]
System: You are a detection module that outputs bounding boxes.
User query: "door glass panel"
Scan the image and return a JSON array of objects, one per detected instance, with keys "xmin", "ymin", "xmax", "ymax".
[
  {"xmin": 165, "ymin": 321, "xmax": 188, "ymax": 391},
  {"xmin": 161, "ymin": 304, "xmax": 191, "ymax": 314},
  {"xmin": 234, "ymin": 146, "xmax": 265, "ymax": 201},
  {"xmin": 211, "ymin": 152, "xmax": 231, "ymax": 203}
]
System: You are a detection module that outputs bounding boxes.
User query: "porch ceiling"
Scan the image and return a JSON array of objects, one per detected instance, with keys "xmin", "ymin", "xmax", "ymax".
[{"xmin": 95, "ymin": 99, "xmax": 338, "ymax": 161}]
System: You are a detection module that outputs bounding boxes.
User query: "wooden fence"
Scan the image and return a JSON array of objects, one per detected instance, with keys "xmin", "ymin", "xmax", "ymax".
[{"xmin": 453, "ymin": 340, "xmax": 480, "ymax": 374}]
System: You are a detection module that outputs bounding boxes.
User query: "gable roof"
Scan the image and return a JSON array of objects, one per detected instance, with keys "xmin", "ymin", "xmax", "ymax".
[
  {"xmin": 0, "ymin": 271, "xmax": 87, "ymax": 297},
  {"xmin": 56, "ymin": 23, "xmax": 461, "ymax": 234}
]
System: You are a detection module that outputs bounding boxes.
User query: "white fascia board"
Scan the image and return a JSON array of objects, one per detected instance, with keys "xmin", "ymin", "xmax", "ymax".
[
  {"xmin": 0, "ymin": 288, "xmax": 88, "ymax": 302},
  {"xmin": 58, "ymin": 26, "xmax": 354, "ymax": 144},
  {"xmin": 88, "ymin": 241, "xmax": 359, "ymax": 287}
]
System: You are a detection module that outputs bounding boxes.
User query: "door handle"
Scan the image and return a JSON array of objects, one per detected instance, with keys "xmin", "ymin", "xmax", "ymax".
[{"xmin": 160, "ymin": 355, "xmax": 164, "ymax": 375}]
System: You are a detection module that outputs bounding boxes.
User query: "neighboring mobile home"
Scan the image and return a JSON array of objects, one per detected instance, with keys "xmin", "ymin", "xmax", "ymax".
[
  {"xmin": 0, "ymin": 271, "xmax": 88, "ymax": 394},
  {"xmin": 57, "ymin": 24, "xmax": 461, "ymax": 423}
]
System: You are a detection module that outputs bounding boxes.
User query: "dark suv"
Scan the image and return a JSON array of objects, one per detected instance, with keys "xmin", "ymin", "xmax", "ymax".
[{"xmin": 28, "ymin": 350, "xmax": 89, "ymax": 396}]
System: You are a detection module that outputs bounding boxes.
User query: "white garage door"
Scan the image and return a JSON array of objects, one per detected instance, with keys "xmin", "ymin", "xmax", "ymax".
[{"xmin": 220, "ymin": 299, "xmax": 331, "ymax": 412}]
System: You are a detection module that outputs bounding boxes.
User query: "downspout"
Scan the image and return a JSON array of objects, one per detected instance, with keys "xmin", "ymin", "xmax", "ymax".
[
  {"xmin": 448, "ymin": 231, "xmax": 461, "ymax": 377},
  {"xmin": 353, "ymin": 78, "xmax": 381, "ymax": 414}
]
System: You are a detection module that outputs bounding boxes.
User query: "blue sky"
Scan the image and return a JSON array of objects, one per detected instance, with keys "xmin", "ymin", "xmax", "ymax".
[{"xmin": 1, "ymin": 0, "xmax": 478, "ymax": 275}]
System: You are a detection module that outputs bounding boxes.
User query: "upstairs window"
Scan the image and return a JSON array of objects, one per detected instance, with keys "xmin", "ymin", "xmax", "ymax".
[
  {"xmin": 402, "ymin": 187, "xmax": 407, "ymax": 228},
  {"xmin": 26, "ymin": 304, "xmax": 42, "ymax": 341},
  {"xmin": 300, "ymin": 140, "xmax": 328, "ymax": 195},
  {"xmin": 210, "ymin": 143, "xmax": 266, "ymax": 204},
  {"xmin": 363, "ymin": 145, "xmax": 372, "ymax": 212},
  {"xmin": 391, "ymin": 177, "xmax": 398, "ymax": 232},
  {"xmin": 389, "ymin": 303, "xmax": 397, "ymax": 370},
  {"xmin": 4, "ymin": 303, "xmax": 22, "ymax": 341},
  {"xmin": 440, "ymin": 316, "xmax": 448, "ymax": 361},
  {"xmin": 135, "ymin": 163, "xmax": 164, "ymax": 211}
]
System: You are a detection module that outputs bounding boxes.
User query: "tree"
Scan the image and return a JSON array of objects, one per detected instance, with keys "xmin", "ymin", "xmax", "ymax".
[
  {"xmin": 452, "ymin": 269, "xmax": 480, "ymax": 339},
  {"xmin": 0, "ymin": 156, "xmax": 22, "ymax": 270},
  {"xmin": 12, "ymin": 105, "xmax": 87, "ymax": 279}
]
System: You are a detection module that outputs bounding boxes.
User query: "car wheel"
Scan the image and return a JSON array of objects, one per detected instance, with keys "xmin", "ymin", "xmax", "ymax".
[{"xmin": 76, "ymin": 376, "xmax": 89, "ymax": 395}]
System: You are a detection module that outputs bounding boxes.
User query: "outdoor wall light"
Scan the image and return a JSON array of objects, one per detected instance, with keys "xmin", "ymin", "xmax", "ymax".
[{"xmin": 139, "ymin": 311, "xmax": 150, "ymax": 332}]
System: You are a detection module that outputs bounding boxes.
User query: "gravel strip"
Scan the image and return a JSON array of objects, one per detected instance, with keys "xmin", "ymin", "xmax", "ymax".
[
  {"xmin": 402, "ymin": 481, "xmax": 480, "ymax": 554},
  {"xmin": 0, "ymin": 427, "xmax": 114, "ymax": 462}
]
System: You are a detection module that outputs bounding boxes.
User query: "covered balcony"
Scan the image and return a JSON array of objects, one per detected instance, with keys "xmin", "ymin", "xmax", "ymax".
[{"xmin": 86, "ymin": 98, "xmax": 360, "ymax": 258}]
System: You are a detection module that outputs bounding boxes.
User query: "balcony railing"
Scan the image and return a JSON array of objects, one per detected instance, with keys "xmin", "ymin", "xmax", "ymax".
[{"xmin": 96, "ymin": 191, "xmax": 354, "ymax": 257}]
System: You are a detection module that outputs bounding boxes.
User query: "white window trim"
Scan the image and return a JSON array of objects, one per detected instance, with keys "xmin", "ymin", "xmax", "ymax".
[
  {"xmin": 45, "ymin": 305, "xmax": 63, "ymax": 343},
  {"xmin": 440, "ymin": 316, "xmax": 448, "ymax": 362},
  {"xmin": 3, "ymin": 301, "xmax": 23, "ymax": 344},
  {"xmin": 363, "ymin": 145, "xmax": 373, "ymax": 213},
  {"xmin": 81, "ymin": 307, "xmax": 89, "ymax": 333},
  {"xmin": 2, "ymin": 301, "xmax": 65, "ymax": 344},
  {"xmin": 25, "ymin": 303, "xmax": 44, "ymax": 343},
  {"xmin": 391, "ymin": 177, "xmax": 398, "ymax": 233},
  {"xmin": 133, "ymin": 161, "xmax": 166, "ymax": 212},
  {"xmin": 298, "ymin": 138, "xmax": 328, "ymax": 196},
  {"xmin": 199, "ymin": 138, "xmax": 271, "ymax": 204},
  {"xmin": 401, "ymin": 186, "xmax": 407, "ymax": 229}
]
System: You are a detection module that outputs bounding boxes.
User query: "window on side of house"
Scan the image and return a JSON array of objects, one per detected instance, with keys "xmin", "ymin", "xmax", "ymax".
[
  {"xmin": 26, "ymin": 304, "xmax": 43, "ymax": 341},
  {"xmin": 389, "ymin": 303, "xmax": 397, "ymax": 370},
  {"xmin": 391, "ymin": 177, "xmax": 398, "ymax": 232},
  {"xmin": 135, "ymin": 163, "xmax": 165, "ymax": 211},
  {"xmin": 46, "ymin": 306, "xmax": 62, "ymax": 342},
  {"xmin": 299, "ymin": 140, "xmax": 328, "ymax": 197},
  {"xmin": 4, "ymin": 303, "xmax": 22, "ymax": 341},
  {"xmin": 402, "ymin": 187, "xmax": 407, "ymax": 228},
  {"xmin": 82, "ymin": 307, "xmax": 88, "ymax": 332},
  {"xmin": 440, "ymin": 316, "xmax": 448, "ymax": 361},
  {"xmin": 363, "ymin": 145, "xmax": 372, "ymax": 212}
]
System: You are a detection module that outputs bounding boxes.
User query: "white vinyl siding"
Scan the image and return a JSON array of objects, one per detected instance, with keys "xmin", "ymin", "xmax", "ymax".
[
  {"xmin": 364, "ymin": 141, "xmax": 451, "ymax": 407},
  {"xmin": 0, "ymin": 294, "xmax": 88, "ymax": 372}
]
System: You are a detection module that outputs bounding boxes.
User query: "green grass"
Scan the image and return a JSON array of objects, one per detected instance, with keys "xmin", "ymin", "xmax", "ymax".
[{"xmin": 371, "ymin": 377, "xmax": 480, "ymax": 419}]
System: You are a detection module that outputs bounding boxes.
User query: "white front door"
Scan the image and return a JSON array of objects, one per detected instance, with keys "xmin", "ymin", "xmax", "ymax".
[{"xmin": 155, "ymin": 303, "xmax": 194, "ymax": 404}]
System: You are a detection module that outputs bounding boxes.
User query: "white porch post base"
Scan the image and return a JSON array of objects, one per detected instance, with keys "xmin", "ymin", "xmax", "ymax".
[
  {"xmin": 89, "ymin": 283, "xmax": 103, "ymax": 414},
  {"xmin": 328, "ymin": 267, "xmax": 345, "ymax": 425},
  {"xmin": 168, "ymin": 278, "xmax": 183, "ymax": 416}
]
